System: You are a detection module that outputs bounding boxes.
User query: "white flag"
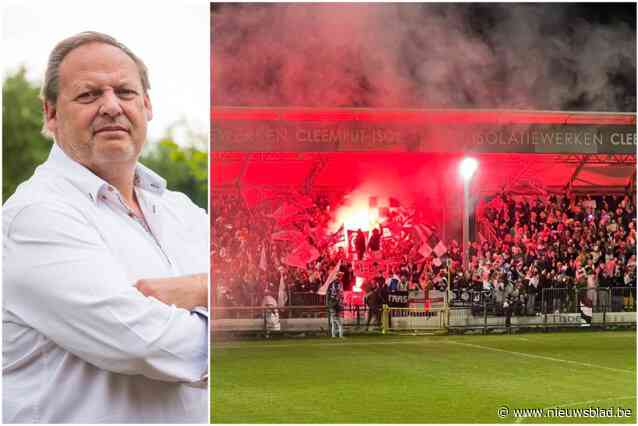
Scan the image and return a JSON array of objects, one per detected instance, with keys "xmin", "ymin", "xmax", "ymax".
[
  {"xmin": 317, "ymin": 260, "xmax": 341, "ymax": 295},
  {"xmin": 419, "ymin": 242, "xmax": 433, "ymax": 258},
  {"xmin": 434, "ymin": 241, "xmax": 447, "ymax": 257},
  {"xmin": 414, "ymin": 224, "xmax": 433, "ymax": 242}
]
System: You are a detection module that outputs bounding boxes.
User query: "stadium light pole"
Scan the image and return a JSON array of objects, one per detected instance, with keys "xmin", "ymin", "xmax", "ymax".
[{"xmin": 460, "ymin": 157, "xmax": 479, "ymax": 274}]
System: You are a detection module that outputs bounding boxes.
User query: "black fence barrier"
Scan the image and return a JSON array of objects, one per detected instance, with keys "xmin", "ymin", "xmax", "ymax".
[
  {"xmin": 289, "ymin": 292, "xmax": 325, "ymax": 306},
  {"xmin": 213, "ymin": 305, "xmax": 380, "ymax": 335},
  {"xmin": 449, "ymin": 286, "xmax": 636, "ymax": 316},
  {"xmin": 213, "ymin": 304, "xmax": 372, "ymax": 321},
  {"xmin": 450, "ymin": 288, "xmax": 541, "ymax": 317},
  {"xmin": 539, "ymin": 287, "xmax": 583, "ymax": 314},
  {"xmin": 213, "ymin": 287, "xmax": 635, "ymax": 334},
  {"xmin": 538, "ymin": 287, "xmax": 637, "ymax": 314},
  {"xmin": 595, "ymin": 287, "xmax": 636, "ymax": 313}
]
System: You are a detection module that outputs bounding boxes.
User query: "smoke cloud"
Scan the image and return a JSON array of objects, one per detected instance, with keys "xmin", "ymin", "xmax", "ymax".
[
  {"xmin": 212, "ymin": 3, "xmax": 636, "ymax": 112},
  {"xmin": 311, "ymin": 154, "xmax": 455, "ymax": 232}
]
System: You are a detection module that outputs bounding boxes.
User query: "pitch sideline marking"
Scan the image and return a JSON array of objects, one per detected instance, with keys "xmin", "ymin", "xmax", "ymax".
[
  {"xmin": 216, "ymin": 332, "xmax": 635, "ymax": 351},
  {"xmin": 513, "ymin": 396, "xmax": 636, "ymax": 424},
  {"xmin": 446, "ymin": 340, "xmax": 634, "ymax": 374}
]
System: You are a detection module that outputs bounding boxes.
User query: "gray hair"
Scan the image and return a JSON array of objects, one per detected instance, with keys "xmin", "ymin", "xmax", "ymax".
[{"xmin": 40, "ymin": 31, "xmax": 151, "ymax": 137}]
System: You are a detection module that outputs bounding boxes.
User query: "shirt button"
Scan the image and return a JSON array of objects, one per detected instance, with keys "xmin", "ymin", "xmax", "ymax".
[
  {"xmin": 128, "ymin": 212, "xmax": 135, "ymax": 218},
  {"xmin": 108, "ymin": 187, "xmax": 114, "ymax": 192},
  {"xmin": 100, "ymin": 195, "xmax": 107, "ymax": 200}
]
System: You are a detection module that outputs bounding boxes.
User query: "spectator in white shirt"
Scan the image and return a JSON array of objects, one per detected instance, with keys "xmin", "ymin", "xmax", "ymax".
[{"xmin": 3, "ymin": 32, "xmax": 208, "ymax": 423}]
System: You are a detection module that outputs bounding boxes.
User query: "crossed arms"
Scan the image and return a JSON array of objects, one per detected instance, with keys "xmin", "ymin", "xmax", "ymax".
[
  {"xmin": 3, "ymin": 201, "xmax": 208, "ymax": 384},
  {"xmin": 136, "ymin": 273, "xmax": 208, "ymax": 311}
]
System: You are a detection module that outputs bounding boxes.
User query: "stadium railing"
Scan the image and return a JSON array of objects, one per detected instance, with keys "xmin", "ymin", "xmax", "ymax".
[
  {"xmin": 381, "ymin": 306, "xmax": 447, "ymax": 334},
  {"xmin": 289, "ymin": 291, "xmax": 325, "ymax": 306},
  {"xmin": 213, "ymin": 287, "xmax": 635, "ymax": 335},
  {"xmin": 595, "ymin": 287, "xmax": 636, "ymax": 313},
  {"xmin": 593, "ymin": 287, "xmax": 636, "ymax": 327},
  {"xmin": 213, "ymin": 304, "xmax": 376, "ymax": 335},
  {"xmin": 445, "ymin": 287, "xmax": 635, "ymax": 332},
  {"xmin": 539, "ymin": 287, "xmax": 583, "ymax": 315}
]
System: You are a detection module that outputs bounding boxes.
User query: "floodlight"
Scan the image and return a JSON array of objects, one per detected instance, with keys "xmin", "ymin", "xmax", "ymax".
[{"xmin": 459, "ymin": 157, "xmax": 479, "ymax": 181}]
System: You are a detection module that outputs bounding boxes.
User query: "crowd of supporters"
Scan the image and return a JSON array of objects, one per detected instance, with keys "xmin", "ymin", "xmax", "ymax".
[
  {"xmin": 461, "ymin": 192, "xmax": 636, "ymax": 314},
  {"xmin": 213, "ymin": 191, "xmax": 340, "ymax": 307},
  {"xmin": 213, "ymin": 190, "xmax": 636, "ymax": 314}
]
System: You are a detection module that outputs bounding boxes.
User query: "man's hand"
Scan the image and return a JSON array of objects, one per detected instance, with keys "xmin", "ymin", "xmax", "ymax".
[{"xmin": 135, "ymin": 274, "xmax": 208, "ymax": 311}]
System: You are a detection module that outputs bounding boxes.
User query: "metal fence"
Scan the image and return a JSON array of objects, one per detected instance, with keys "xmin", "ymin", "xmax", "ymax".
[
  {"xmin": 289, "ymin": 291, "xmax": 325, "ymax": 306},
  {"xmin": 381, "ymin": 306, "xmax": 447, "ymax": 333},
  {"xmin": 538, "ymin": 287, "xmax": 585, "ymax": 314},
  {"xmin": 446, "ymin": 287, "xmax": 635, "ymax": 332},
  {"xmin": 450, "ymin": 287, "xmax": 636, "ymax": 315},
  {"xmin": 594, "ymin": 287, "xmax": 636, "ymax": 313},
  {"xmin": 213, "ymin": 305, "xmax": 377, "ymax": 335},
  {"xmin": 214, "ymin": 305, "xmax": 326, "ymax": 320},
  {"xmin": 213, "ymin": 287, "xmax": 635, "ymax": 334},
  {"xmin": 539, "ymin": 286, "xmax": 636, "ymax": 314}
]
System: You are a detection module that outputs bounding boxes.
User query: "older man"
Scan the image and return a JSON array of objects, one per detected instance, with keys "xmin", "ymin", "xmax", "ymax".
[{"xmin": 3, "ymin": 32, "xmax": 208, "ymax": 423}]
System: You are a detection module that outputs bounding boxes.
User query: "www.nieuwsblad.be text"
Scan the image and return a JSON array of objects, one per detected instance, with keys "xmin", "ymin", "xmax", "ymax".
[{"xmin": 497, "ymin": 405, "xmax": 633, "ymax": 419}]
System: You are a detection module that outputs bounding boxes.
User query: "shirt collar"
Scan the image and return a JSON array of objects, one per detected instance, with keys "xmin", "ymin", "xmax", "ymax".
[
  {"xmin": 134, "ymin": 162, "xmax": 167, "ymax": 195},
  {"xmin": 45, "ymin": 143, "xmax": 166, "ymax": 204}
]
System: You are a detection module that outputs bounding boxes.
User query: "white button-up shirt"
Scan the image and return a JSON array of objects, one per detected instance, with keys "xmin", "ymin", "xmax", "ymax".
[{"xmin": 3, "ymin": 144, "xmax": 208, "ymax": 423}]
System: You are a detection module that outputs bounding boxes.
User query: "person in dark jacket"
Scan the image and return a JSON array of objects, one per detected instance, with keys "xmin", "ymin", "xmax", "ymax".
[
  {"xmin": 378, "ymin": 279, "xmax": 392, "ymax": 329},
  {"xmin": 326, "ymin": 272, "xmax": 345, "ymax": 338},
  {"xmin": 365, "ymin": 284, "xmax": 382, "ymax": 330},
  {"xmin": 355, "ymin": 229, "xmax": 367, "ymax": 260},
  {"xmin": 368, "ymin": 228, "xmax": 381, "ymax": 257}
]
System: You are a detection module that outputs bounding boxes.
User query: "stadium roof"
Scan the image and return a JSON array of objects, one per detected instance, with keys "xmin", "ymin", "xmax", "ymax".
[
  {"xmin": 212, "ymin": 151, "xmax": 635, "ymax": 196},
  {"xmin": 213, "ymin": 107, "xmax": 635, "ymax": 125},
  {"xmin": 212, "ymin": 108, "xmax": 636, "ymax": 196}
]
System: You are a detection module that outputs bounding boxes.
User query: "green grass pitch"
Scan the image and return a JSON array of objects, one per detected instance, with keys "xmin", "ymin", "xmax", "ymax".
[{"xmin": 212, "ymin": 330, "xmax": 636, "ymax": 423}]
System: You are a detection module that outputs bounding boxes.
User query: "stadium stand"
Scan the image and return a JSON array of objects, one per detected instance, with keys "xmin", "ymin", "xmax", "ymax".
[
  {"xmin": 212, "ymin": 108, "xmax": 636, "ymax": 334},
  {"xmin": 212, "ymin": 189, "xmax": 636, "ymax": 334}
]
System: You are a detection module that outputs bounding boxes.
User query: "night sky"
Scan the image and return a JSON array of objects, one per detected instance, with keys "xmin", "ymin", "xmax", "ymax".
[{"xmin": 212, "ymin": 3, "xmax": 636, "ymax": 112}]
